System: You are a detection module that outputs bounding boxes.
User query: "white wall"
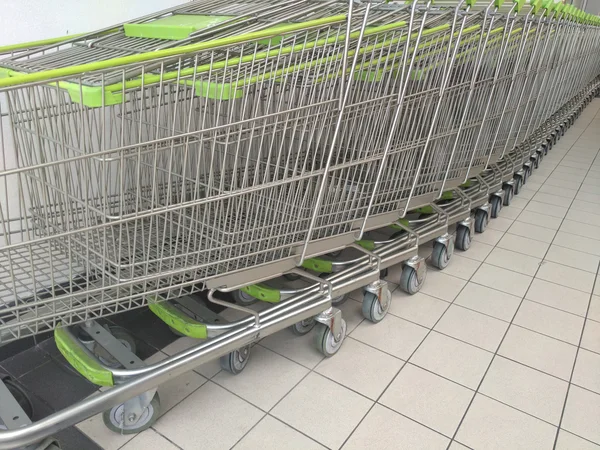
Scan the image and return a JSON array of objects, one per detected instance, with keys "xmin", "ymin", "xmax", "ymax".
[{"xmin": 0, "ymin": 0, "xmax": 187, "ymax": 46}]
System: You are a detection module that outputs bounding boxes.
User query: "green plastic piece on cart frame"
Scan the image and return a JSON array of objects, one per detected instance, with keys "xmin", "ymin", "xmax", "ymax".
[
  {"xmin": 495, "ymin": 0, "xmax": 505, "ymax": 7},
  {"xmin": 356, "ymin": 240, "xmax": 376, "ymax": 251},
  {"xmin": 465, "ymin": 0, "xmax": 477, "ymax": 6},
  {"xmin": 54, "ymin": 326, "xmax": 114, "ymax": 387},
  {"xmin": 240, "ymin": 283, "xmax": 281, "ymax": 303},
  {"xmin": 389, "ymin": 218, "xmax": 411, "ymax": 231},
  {"xmin": 148, "ymin": 301, "xmax": 208, "ymax": 339},
  {"xmin": 513, "ymin": 0, "xmax": 526, "ymax": 12},
  {"xmin": 555, "ymin": 3, "xmax": 564, "ymax": 13},
  {"xmin": 124, "ymin": 15, "xmax": 234, "ymax": 40},
  {"xmin": 302, "ymin": 257, "xmax": 334, "ymax": 274},
  {"xmin": 530, "ymin": 0, "xmax": 542, "ymax": 14}
]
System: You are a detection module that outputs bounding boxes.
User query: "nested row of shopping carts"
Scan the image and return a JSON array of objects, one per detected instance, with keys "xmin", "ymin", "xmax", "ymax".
[{"xmin": 0, "ymin": 0, "xmax": 599, "ymax": 447}]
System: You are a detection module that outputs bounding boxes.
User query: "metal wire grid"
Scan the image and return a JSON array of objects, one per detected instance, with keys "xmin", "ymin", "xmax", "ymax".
[{"xmin": 1, "ymin": 3, "xmax": 599, "ymax": 342}]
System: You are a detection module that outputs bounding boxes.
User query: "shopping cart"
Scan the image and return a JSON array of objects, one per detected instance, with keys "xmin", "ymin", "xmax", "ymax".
[{"xmin": 0, "ymin": 0, "xmax": 599, "ymax": 447}]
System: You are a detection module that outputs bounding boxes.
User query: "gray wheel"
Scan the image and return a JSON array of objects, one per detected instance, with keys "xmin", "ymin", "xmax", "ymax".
[
  {"xmin": 513, "ymin": 175, "xmax": 523, "ymax": 195},
  {"xmin": 331, "ymin": 292, "xmax": 348, "ymax": 306},
  {"xmin": 474, "ymin": 209, "xmax": 488, "ymax": 233},
  {"xmin": 503, "ymin": 185, "xmax": 514, "ymax": 206},
  {"xmin": 362, "ymin": 289, "xmax": 391, "ymax": 323},
  {"xmin": 431, "ymin": 241, "xmax": 452, "ymax": 270},
  {"xmin": 93, "ymin": 327, "xmax": 137, "ymax": 368},
  {"xmin": 399, "ymin": 265, "xmax": 425, "ymax": 295},
  {"xmin": 103, "ymin": 393, "xmax": 160, "ymax": 435},
  {"xmin": 220, "ymin": 346, "xmax": 251, "ymax": 374},
  {"xmin": 314, "ymin": 319, "xmax": 346, "ymax": 357},
  {"xmin": 232, "ymin": 289, "xmax": 258, "ymax": 306},
  {"xmin": 290, "ymin": 317, "xmax": 316, "ymax": 336},
  {"xmin": 455, "ymin": 225, "xmax": 471, "ymax": 251},
  {"xmin": 490, "ymin": 195, "xmax": 502, "ymax": 218}
]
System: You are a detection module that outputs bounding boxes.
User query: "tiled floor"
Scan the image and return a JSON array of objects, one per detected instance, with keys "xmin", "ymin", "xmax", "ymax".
[{"xmin": 73, "ymin": 100, "xmax": 600, "ymax": 449}]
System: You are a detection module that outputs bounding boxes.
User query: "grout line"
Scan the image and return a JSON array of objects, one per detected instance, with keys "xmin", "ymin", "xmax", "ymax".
[{"xmin": 448, "ymin": 103, "xmax": 600, "ymax": 449}]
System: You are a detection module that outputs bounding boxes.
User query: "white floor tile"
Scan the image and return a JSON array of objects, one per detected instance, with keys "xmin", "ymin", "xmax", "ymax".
[
  {"xmin": 544, "ymin": 178, "xmax": 581, "ymax": 190},
  {"xmin": 213, "ymin": 346, "xmax": 308, "ymax": 410},
  {"xmin": 455, "ymin": 394, "xmax": 556, "ymax": 450},
  {"xmin": 577, "ymin": 191, "xmax": 600, "ymax": 205},
  {"xmin": 380, "ymin": 364, "xmax": 473, "ymax": 437},
  {"xmin": 532, "ymin": 192, "xmax": 573, "ymax": 208},
  {"xmin": 499, "ymin": 325, "xmax": 577, "ymax": 381},
  {"xmin": 508, "ymin": 220, "xmax": 558, "ymax": 243},
  {"xmin": 442, "ymin": 254, "xmax": 482, "ymax": 280},
  {"xmin": 271, "ymin": 373, "xmax": 372, "ymax": 450},
  {"xmin": 259, "ymin": 330, "xmax": 324, "ymax": 370},
  {"xmin": 573, "ymin": 349, "xmax": 600, "ymax": 395},
  {"xmin": 460, "ymin": 241, "xmax": 494, "ymax": 262},
  {"xmin": 525, "ymin": 278, "xmax": 591, "ymax": 317},
  {"xmin": 486, "ymin": 247, "xmax": 542, "ymax": 277},
  {"xmin": 562, "ymin": 385, "xmax": 600, "ymax": 445},
  {"xmin": 513, "ymin": 300, "xmax": 584, "ymax": 345},
  {"xmin": 434, "ymin": 305, "xmax": 509, "ymax": 352},
  {"xmin": 515, "ymin": 210, "xmax": 563, "ymax": 230},
  {"xmin": 420, "ymin": 270, "xmax": 467, "ymax": 302},
  {"xmin": 120, "ymin": 429, "xmax": 179, "ymax": 450},
  {"xmin": 234, "ymin": 415, "xmax": 326, "ymax": 450},
  {"xmin": 454, "ymin": 282, "xmax": 522, "ymax": 322},
  {"xmin": 160, "ymin": 337, "xmax": 221, "ymax": 379},
  {"xmin": 538, "ymin": 184, "xmax": 578, "ymax": 199},
  {"xmin": 554, "ymin": 231, "xmax": 600, "ymax": 257},
  {"xmin": 471, "ymin": 264, "xmax": 532, "ymax": 298},
  {"xmin": 561, "ymin": 220, "xmax": 600, "ymax": 242},
  {"xmin": 588, "ymin": 295, "xmax": 600, "ymax": 323},
  {"xmin": 343, "ymin": 404, "xmax": 450, "ymax": 450},
  {"xmin": 315, "ymin": 338, "xmax": 403, "ymax": 400},
  {"xmin": 570, "ymin": 199, "xmax": 600, "ymax": 215},
  {"xmin": 410, "ymin": 331, "xmax": 493, "ymax": 389},
  {"xmin": 488, "ymin": 217, "xmax": 514, "ymax": 233},
  {"xmin": 351, "ymin": 314, "xmax": 429, "ymax": 360},
  {"xmin": 154, "ymin": 382, "xmax": 263, "ymax": 450},
  {"xmin": 545, "ymin": 245, "xmax": 600, "ymax": 274},
  {"xmin": 555, "ymin": 430, "xmax": 600, "ymax": 450},
  {"xmin": 524, "ymin": 201, "xmax": 568, "ymax": 218},
  {"xmin": 473, "ymin": 229, "xmax": 505, "ymax": 246},
  {"xmin": 497, "ymin": 233, "xmax": 550, "ymax": 258},
  {"xmin": 581, "ymin": 319, "xmax": 600, "ymax": 354},
  {"xmin": 389, "ymin": 291, "xmax": 450, "ymax": 328},
  {"xmin": 567, "ymin": 209, "xmax": 600, "ymax": 228},
  {"xmin": 480, "ymin": 356, "xmax": 568, "ymax": 425}
]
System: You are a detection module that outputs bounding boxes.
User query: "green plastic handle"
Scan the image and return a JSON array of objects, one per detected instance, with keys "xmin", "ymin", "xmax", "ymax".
[
  {"xmin": 495, "ymin": 0, "xmax": 505, "ymax": 7},
  {"xmin": 0, "ymin": 15, "xmax": 345, "ymax": 89},
  {"xmin": 513, "ymin": 0, "xmax": 526, "ymax": 12},
  {"xmin": 530, "ymin": 0, "xmax": 542, "ymax": 14}
]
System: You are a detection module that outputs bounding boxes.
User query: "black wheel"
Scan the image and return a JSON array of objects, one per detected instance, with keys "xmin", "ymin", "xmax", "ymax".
[
  {"xmin": 290, "ymin": 317, "xmax": 316, "ymax": 336},
  {"xmin": 513, "ymin": 175, "xmax": 523, "ymax": 195},
  {"xmin": 220, "ymin": 346, "xmax": 250, "ymax": 374},
  {"xmin": 93, "ymin": 327, "xmax": 137, "ymax": 368},
  {"xmin": 474, "ymin": 209, "xmax": 489, "ymax": 233},
  {"xmin": 503, "ymin": 185, "xmax": 514, "ymax": 206},
  {"xmin": 232, "ymin": 289, "xmax": 258, "ymax": 306},
  {"xmin": 531, "ymin": 156, "xmax": 539, "ymax": 170},
  {"xmin": 455, "ymin": 225, "xmax": 471, "ymax": 251},
  {"xmin": 399, "ymin": 265, "xmax": 425, "ymax": 295},
  {"xmin": 490, "ymin": 195, "xmax": 502, "ymax": 218},
  {"xmin": 362, "ymin": 289, "xmax": 391, "ymax": 323},
  {"xmin": 537, "ymin": 149, "xmax": 544, "ymax": 164},
  {"xmin": 103, "ymin": 393, "xmax": 160, "ymax": 435},
  {"xmin": 431, "ymin": 241, "xmax": 452, "ymax": 270},
  {"xmin": 314, "ymin": 320, "xmax": 346, "ymax": 357},
  {"xmin": 0, "ymin": 378, "xmax": 34, "ymax": 428}
]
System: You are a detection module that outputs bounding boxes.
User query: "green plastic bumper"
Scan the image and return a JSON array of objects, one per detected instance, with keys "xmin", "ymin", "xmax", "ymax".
[
  {"xmin": 241, "ymin": 283, "xmax": 281, "ymax": 303},
  {"xmin": 54, "ymin": 326, "xmax": 114, "ymax": 387},
  {"xmin": 149, "ymin": 302, "xmax": 208, "ymax": 339}
]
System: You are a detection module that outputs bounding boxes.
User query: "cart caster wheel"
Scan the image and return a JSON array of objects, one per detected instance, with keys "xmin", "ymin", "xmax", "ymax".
[
  {"xmin": 103, "ymin": 393, "xmax": 160, "ymax": 435},
  {"xmin": 455, "ymin": 225, "xmax": 471, "ymax": 251},
  {"xmin": 522, "ymin": 167, "xmax": 530, "ymax": 184},
  {"xmin": 2, "ymin": 378, "xmax": 34, "ymax": 422},
  {"xmin": 474, "ymin": 209, "xmax": 489, "ymax": 233},
  {"xmin": 93, "ymin": 327, "xmax": 137, "ymax": 368},
  {"xmin": 542, "ymin": 143, "xmax": 548, "ymax": 155},
  {"xmin": 531, "ymin": 157, "xmax": 539, "ymax": 170},
  {"xmin": 399, "ymin": 265, "xmax": 426, "ymax": 295},
  {"xmin": 513, "ymin": 176, "xmax": 523, "ymax": 195},
  {"xmin": 431, "ymin": 240, "xmax": 453, "ymax": 270},
  {"xmin": 537, "ymin": 149, "xmax": 544, "ymax": 164},
  {"xmin": 232, "ymin": 289, "xmax": 258, "ymax": 306},
  {"xmin": 503, "ymin": 185, "xmax": 514, "ymax": 206},
  {"xmin": 362, "ymin": 289, "xmax": 391, "ymax": 323},
  {"xmin": 220, "ymin": 346, "xmax": 250, "ymax": 374},
  {"xmin": 490, "ymin": 196, "xmax": 502, "ymax": 218},
  {"xmin": 314, "ymin": 319, "xmax": 346, "ymax": 357},
  {"xmin": 290, "ymin": 318, "xmax": 316, "ymax": 336}
]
